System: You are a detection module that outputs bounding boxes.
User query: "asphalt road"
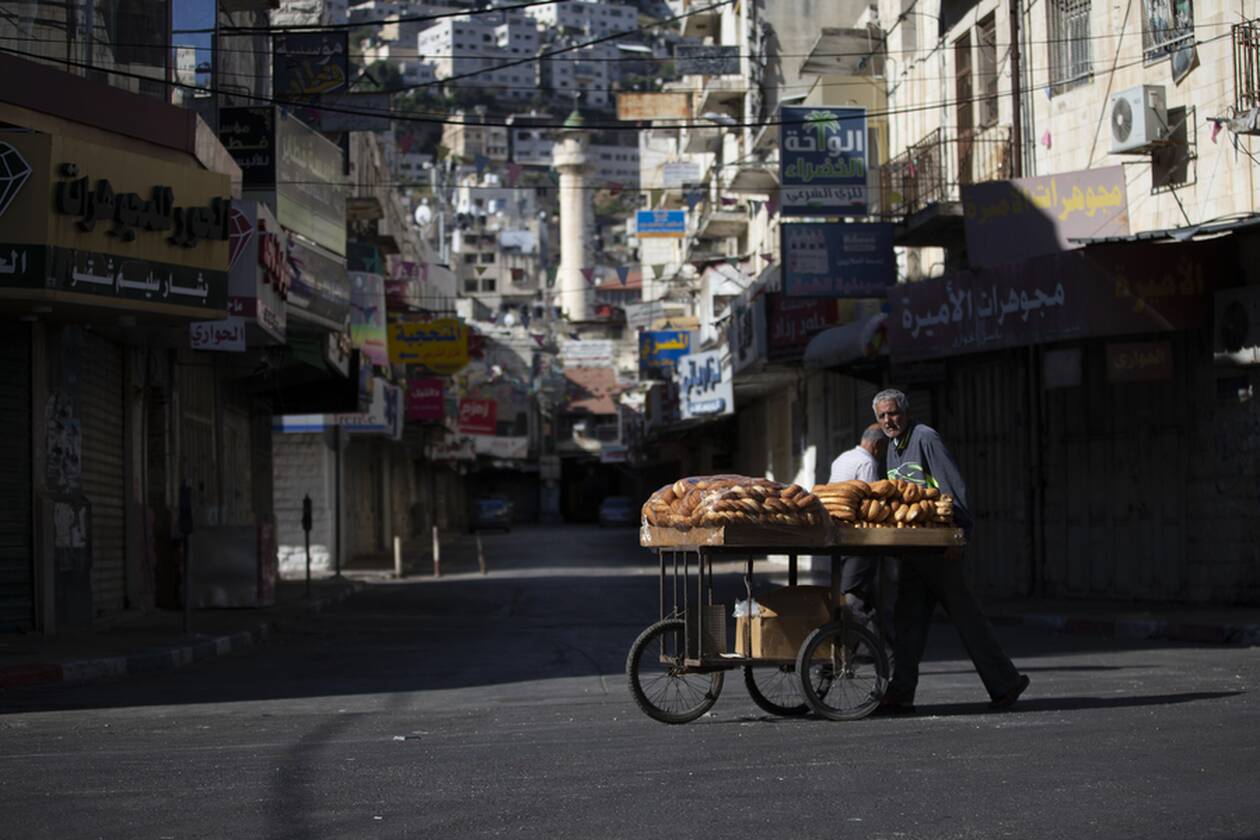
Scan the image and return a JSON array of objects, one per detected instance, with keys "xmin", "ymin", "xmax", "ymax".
[{"xmin": 1, "ymin": 525, "xmax": 1256, "ymax": 840}]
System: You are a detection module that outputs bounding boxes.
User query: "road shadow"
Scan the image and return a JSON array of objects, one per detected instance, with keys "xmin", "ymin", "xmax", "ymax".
[{"xmin": 910, "ymin": 689, "xmax": 1245, "ymax": 718}]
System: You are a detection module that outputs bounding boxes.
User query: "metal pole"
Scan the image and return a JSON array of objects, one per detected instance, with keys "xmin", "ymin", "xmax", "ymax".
[
  {"xmin": 432, "ymin": 525, "xmax": 441, "ymax": 578},
  {"xmin": 394, "ymin": 535, "xmax": 403, "ymax": 579},
  {"xmin": 302, "ymin": 494, "xmax": 313, "ymax": 598},
  {"xmin": 334, "ymin": 428, "xmax": 342, "ymax": 578},
  {"xmin": 179, "ymin": 482, "xmax": 193, "ymax": 635},
  {"xmin": 476, "ymin": 533, "xmax": 485, "ymax": 575},
  {"xmin": 1009, "ymin": 0, "xmax": 1023, "ymax": 178}
]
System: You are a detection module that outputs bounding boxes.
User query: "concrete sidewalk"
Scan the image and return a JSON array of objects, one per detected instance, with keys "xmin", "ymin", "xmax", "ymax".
[{"xmin": 0, "ymin": 575, "xmax": 371, "ymax": 691}]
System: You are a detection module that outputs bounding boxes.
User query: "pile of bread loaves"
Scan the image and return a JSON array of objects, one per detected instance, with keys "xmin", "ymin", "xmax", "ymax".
[
  {"xmin": 811, "ymin": 479, "xmax": 955, "ymax": 528},
  {"xmin": 641, "ymin": 475, "xmax": 828, "ymax": 530}
]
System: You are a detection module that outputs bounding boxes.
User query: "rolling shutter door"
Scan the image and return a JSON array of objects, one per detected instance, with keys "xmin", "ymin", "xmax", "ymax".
[
  {"xmin": 81, "ymin": 334, "xmax": 126, "ymax": 618},
  {"xmin": 0, "ymin": 327, "xmax": 33, "ymax": 632}
]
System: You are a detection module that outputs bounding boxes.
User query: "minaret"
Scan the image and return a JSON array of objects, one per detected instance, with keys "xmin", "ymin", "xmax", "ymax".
[{"xmin": 552, "ymin": 108, "xmax": 592, "ymax": 322}]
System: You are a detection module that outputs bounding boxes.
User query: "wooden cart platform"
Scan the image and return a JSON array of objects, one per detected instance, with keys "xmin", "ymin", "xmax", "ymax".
[{"xmin": 640, "ymin": 522, "xmax": 965, "ymax": 551}]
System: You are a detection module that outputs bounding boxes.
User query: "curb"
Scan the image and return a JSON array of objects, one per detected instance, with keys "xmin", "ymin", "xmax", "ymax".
[
  {"xmin": 987, "ymin": 609, "xmax": 1260, "ymax": 646},
  {"xmin": 0, "ymin": 581, "xmax": 364, "ymax": 691}
]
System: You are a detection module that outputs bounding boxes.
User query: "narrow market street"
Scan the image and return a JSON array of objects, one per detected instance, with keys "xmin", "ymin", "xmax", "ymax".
[{"xmin": 1, "ymin": 525, "xmax": 1255, "ymax": 840}]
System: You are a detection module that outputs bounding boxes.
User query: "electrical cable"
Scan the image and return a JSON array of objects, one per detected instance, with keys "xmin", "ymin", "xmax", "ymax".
[{"xmin": 174, "ymin": 0, "xmax": 569, "ymax": 34}]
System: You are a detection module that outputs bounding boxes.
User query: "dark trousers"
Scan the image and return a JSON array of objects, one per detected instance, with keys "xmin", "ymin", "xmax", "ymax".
[
  {"xmin": 833, "ymin": 555, "xmax": 896, "ymax": 643},
  {"xmin": 888, "ymin": 554, "xmax": 1020, "ymax": 703}
]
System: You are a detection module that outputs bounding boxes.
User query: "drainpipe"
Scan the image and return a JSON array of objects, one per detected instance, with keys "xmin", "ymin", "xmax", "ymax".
[{"xmin": 1008, "ymin": 0, "xmax": 1023, "ymax": 177}]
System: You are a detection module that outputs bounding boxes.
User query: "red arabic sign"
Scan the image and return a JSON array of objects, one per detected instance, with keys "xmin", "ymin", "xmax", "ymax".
[
  {"xmin": 458, "ymin": 398, "xmax": 497, "ymax": 435},
  {"xmin": 765, "ymin": 294, "xmax": 840, "ymax": 362},
  {"xmin": 406, "ymin": 377, "xmax": 445, "ymax": 422},
  {"xmin": 258, "ymin": 228, "xmax": 290, "ymax": 298}
]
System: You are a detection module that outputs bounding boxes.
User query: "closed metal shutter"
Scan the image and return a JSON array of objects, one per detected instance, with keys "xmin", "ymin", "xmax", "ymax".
[
  {"xmin": 81, "ymin": 334, "xmax": 126, "ymax": 618},
  {"xmin": 0, "ymin": 327, "xmax": 33, "ymax": 631}
]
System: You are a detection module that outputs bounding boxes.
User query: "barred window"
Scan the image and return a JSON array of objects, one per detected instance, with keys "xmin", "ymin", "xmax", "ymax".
[{"xmin": 1047, "ymin": 0, "xmax": 1093, "ymax": 94}]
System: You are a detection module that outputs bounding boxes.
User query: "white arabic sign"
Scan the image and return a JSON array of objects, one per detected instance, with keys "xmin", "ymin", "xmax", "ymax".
[
  {"xmin": 674, "ymin": 348, "xmax": 734, "ymax": 421},
  {"xmin": 190, "ymin": 317, "xmax": 247, "ymax": 352}
]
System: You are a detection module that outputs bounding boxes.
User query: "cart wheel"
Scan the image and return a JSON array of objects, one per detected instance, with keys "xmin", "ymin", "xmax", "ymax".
[
  {"xmin": 796, "ymin": 622, "xmax": 888, "ymax": 722},
  {"xmin": 743, "ymin": 665, "xmax": 809, "ymax": 717},
  {"xmin": 626, "ymin": 619, "xmax": 724, "ymax": 724}
]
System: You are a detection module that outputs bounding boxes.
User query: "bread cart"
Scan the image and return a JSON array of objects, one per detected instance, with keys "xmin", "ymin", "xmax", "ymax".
[{"xmin": 626, "ymin": 521, "xmax": 965, "ymax": 724}]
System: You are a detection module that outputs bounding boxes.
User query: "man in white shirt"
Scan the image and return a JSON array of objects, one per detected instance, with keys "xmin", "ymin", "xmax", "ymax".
[
  {"xmin": 829, "ymin": 425, "xmax": 890, "ymax": 640},
  {"xmin": 829, "ymin": 424, "xmax": 885, "ymax": 484}
]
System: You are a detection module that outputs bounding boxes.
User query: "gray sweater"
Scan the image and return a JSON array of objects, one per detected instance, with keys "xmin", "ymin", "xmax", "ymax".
[{"xmin": 885, "ymin": 423, "xmax": 973, "ymax": 531}]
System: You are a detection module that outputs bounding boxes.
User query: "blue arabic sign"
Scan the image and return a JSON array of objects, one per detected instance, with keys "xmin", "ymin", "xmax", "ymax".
[
  {"xmin": 639, "ymin": 330, "xmax": 692, "ymax": 380},
  {"xmin": 636, "ymin": 210, "xmax": 686, "ymax": 238},
  {"xmin": 779, "ymin": 106, "xmax": 868, "ymax": 217},
  {"xmin": 782, "ymin": 222, "xmax": 895, "ymax": 297}
]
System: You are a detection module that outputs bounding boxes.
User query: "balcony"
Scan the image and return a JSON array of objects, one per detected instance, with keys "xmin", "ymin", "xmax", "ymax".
[
  {"xmin": 695, "ymin": 76, "xmax": 747, "ymax": 120},
  {"xmin": 679, "ymin": 0, "xmax": 719, "ymax": 39},
  {"xmin": 878, "ymin": 125, "xmax": 1012, "ymax": 245},
  {"xmin": 695, "ymin": 203, "xmax": 748, "ymax": 240}
]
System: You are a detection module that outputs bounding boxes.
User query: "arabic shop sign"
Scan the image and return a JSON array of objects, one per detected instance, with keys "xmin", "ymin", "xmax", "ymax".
[
  {"xmin": 765, "ymin": 294, "xmax": 842, "ymax": 362},
  {"xmin": 275, "ymin": 110, "xmax": 346, "ymax": 256},
  {"xmin": 961, "ymin": 166, "xmax": 1130, "ymax": 268},
  {"xmin": 349, "ymin": 272, "xmax": 387, "ymax": 366},
  {"xmin": 0, "ymin": 131, "xmax": 231, "ymax": 313},
  {"xmin": 225, "ymin": 200, "xmax": 286, "ymax": 344},
  {"xmin": 729, "ymin": 290, "xmax": 766, "ymax": 375},
  {"xmin": 780, "ymin": 106, "xmax": 868, "ymax": 217},
  {"xmin": 887, "ymin": 238, "xmax": 1225, "ymax": 362},
  {"xmin": 675, "ymin": 348, "xmax": 734, "ymax": 421},
  {"xmin": 273, "ymin": 31, "xmax": 348, "ymax": 119},
  {"xmin": 388, "ymin": 318, "xmax": 471, "ymax": 374},
  {"xmin": 782, "ymin": 222, "xmax": 895, "ymax": 297},
  {"xmin": 219, "ymin": 107, "xmax": 276, "ymax": 189},
  {"xmin": 406, "ymin": 377, "xmax": 445, "ymax": 423},
  {"xmin": 636, "ymin": 210, "xmax": 686, "ymax": 238},
  {"xmin": 639, "ymin": 329, "xmax": 692, "ymax": 380},
  {"xmin": 190, "ymin": 317, "xmax": 246, "ymax": 352},
  {"xmin": 458, "ymin": 398, "xmax": 497, "ymax": 435},
  {"xmin": 1105, "ymin": 340, "xmax": 1174, "ymax": 383}
]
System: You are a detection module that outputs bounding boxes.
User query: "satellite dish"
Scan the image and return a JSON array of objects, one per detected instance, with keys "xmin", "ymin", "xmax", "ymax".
[{"xmin": 413, "ymin": 202, "xmax": 432, "ymax": 226}]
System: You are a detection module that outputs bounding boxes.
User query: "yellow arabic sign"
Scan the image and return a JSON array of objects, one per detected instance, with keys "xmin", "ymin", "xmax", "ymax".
[{"xmin": 388, "ymin": 318, "xmax": 470, "ymax": 374}]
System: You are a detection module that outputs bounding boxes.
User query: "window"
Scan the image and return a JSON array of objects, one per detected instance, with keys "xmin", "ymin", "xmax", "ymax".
[
  {"xmin": 463, "ymin": 253, "xmax": 478, "ymax": 264},
  {"xmin": 483, "ymin": 277, "xmax": 497, "ymax": 292},
  {"xmin": 480, "ymin": 252, "xmax": 496, "ymax": 264},
  {"xmin": 977, "ymin": 14, "xmax": 999, "ymax": 127},
  {"xmin": 1142, "ymin": 0, "xmax": 1194, "ymax": 65},
  {"xmin": 1047, "ymin": 0, "xmax": 1093, "ymax": 94},
  {"xmin": 464, "ymin": 277, "xmax": 478, "ymax": 293}
]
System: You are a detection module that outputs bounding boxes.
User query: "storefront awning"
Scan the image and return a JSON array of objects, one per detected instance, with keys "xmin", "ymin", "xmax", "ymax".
[
  {"xmin": 1068, "ymin": 212, "xmax": 1260, "ymax": 245},
  {"xmin": 803, "ymin": 314, "xmax": 888, "ymax": 369}
]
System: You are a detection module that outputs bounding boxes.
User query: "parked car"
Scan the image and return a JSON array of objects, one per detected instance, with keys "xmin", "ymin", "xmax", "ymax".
[
  {"xmin": 470, "ymin": 496, "xmax": 513, "ymax": 532},
  {"xmin": 598, "ymin": 495, "xmax": 636, "ymax": 527}
]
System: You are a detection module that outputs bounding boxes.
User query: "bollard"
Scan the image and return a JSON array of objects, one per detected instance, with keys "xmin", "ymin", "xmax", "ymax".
[
  {"xmin": 301, "ymin": 495, "xmax": 313, "ymax": 598},
  {"xmin": 432, "ymin": 525, "xmax": 440, "ymax": 578},
  {"xmin": 476, "ymin": 534, "xmax": 486, "ymax": 576},
  {"xmin": 394, "ymin": 535, "xmax": 403, "ymax": 579}
]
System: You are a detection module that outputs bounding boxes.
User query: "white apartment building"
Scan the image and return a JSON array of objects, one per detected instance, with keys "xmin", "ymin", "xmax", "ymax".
[
  {"xmin": 542, "ymin": 42, "xmax": 619, "ymax": 109},
  {"xmin": 524, "ymin": 0, "xmax": 638, "ymax": 39},
  {"xmin": 416, "ymin": 13, "xmax": 540, "ymax": 103}
]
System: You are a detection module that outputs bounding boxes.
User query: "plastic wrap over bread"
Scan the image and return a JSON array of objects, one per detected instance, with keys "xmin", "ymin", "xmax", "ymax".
[
  {"xmin": 642, "ymin": 475, "xmax": 827, "ymax": 531},
  {"xmin": 811, "ymin": 478, "xmax": 955, "ymax": 529}
]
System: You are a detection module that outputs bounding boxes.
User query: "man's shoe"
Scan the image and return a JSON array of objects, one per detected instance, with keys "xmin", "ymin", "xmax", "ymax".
[
  {"xmin": 873, "ymin": 695, "xmax": 916, "ymax": 716},
  {"xmin": 988, "ymin": 674, "xmax": 1030, "ymax": 710}
]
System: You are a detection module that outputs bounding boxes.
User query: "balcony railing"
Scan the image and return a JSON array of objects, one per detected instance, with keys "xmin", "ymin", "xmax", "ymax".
[
  {"xmin": 878, "ymin": 126, "xmax": 1012, "ymax": 218},
  {"xmin": 1235, "ymin": 22, "xmax": 1260, "ymax": 113}
]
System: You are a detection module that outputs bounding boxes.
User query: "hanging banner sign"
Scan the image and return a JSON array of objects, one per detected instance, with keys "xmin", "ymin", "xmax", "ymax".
[
  {"xmin": 349, "ymin": 271, "xmax": 388, "ymax": 365},
  {"xmin": 636, "ymin": 210, "xmax": 686, "ymax": 238},
  {"xmin": 779, "ymin": 106, "xmax": 868, "ymax": 217},
  {"xmin": 388, "ymin": 318, "xmax": 471, "ymax": 374}
]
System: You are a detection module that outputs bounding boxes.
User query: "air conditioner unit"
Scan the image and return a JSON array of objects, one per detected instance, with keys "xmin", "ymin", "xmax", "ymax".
[
  {"xmin": 1109, "ymin": 84, "xmax": 1168, "ymax": 154},
  {"xmin": 1214, "ymin": 287, "xmax": 1260, "ymax": 366}
]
